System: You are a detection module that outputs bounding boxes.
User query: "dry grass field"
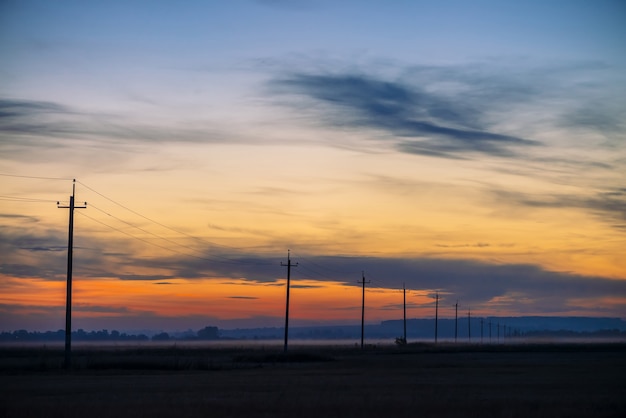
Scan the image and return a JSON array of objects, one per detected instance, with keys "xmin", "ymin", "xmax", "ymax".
[{"xmin": 1, "ymin": 342, "xmax": 625, "ymax": 418}]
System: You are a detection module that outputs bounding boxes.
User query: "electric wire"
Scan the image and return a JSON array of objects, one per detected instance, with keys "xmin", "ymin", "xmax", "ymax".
[
  {"xmin": 294, "ymin": 254, "xmax": 360, "ymax": 276},
  {"xmin": 88, "ymin": 203, "xmax": 238, "ymax": 263},
  {"xmin": 296, "ymin": 263, "xmax": 333, "ymax": 281},
  {"xmin": 76, "ymin": 180, "xmax": 253, "ymax": 252},
  {"xmin": 0, "ymin": 195, "xmax": 58, "ymax": 203},
  {"xmin": 3, "ymin": 175, "xmax": 377, "ymax": 274},
  {"xmin": 76, "ymin": 181, "xmax": 271, "ymax": 266},
  {"xmin": 76, "ymin": 211, "xmax": 245, "ymax": 265},
  {"xmin": 0, "ymin": 173, "xmax": 73, "ymax": 181}
]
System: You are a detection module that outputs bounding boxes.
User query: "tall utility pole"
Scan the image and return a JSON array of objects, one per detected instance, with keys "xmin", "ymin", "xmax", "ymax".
[
  {"xmin": 358, "ymin": 272, "xmax": 370, "ymax": 350},
  {"xmin": 454, "ymin": 300, "xmax": 459, "ymax": 343},
  {"xmin": 280, "ymin": 250, "xmax": 297, "ymax": 353},
  {"xmin": 403, "ymin": 283, "xmax": 407, "ymax": 344},
  {"xmin": 467, "ymin": 307, "xmax": 471, "ymax": 342},
  {"xmin": 489, "ymin": 320, "xmax": 492, "ymax": 343},
  {"xmin": 57, "ymin": 179, "xmax": 86, "ymax": 369},
  {"xmin": 434, "ymin": 293, "xmax": 439, "ymax": 344}
]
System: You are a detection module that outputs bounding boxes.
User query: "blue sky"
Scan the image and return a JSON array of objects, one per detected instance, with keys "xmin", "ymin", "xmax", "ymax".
[{"xmin": 1, "ymin": 0, "xmax": 625, "ymax": 331}]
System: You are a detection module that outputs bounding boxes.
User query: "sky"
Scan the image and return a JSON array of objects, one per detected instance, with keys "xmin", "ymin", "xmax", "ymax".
[{"xmin": 1, "ymin": 0, "xmax": 625, "ymax": 333}]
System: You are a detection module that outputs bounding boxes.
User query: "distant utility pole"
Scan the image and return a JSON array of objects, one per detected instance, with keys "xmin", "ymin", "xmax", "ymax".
[
  {"xmin": 480, "ymin": 318, "xmax": 484, "ymax": 344},
  {"xmin": 454, "ymin": 300, "xmax": 459, "ymax": 343},
  {"xmin": 497, "ymin": 322, "xmax": 500, "ymax": 344},
  {"xmin": 489, "ymin": 320, "xmax": 492, "ymax": 343},
  {"xmin": 57, "ymin": 179, "xmax": 87, "ymax": 370},
  {"xmin": 358, "ymin": 272, "xmax": 370, "ymax": 350},
  {"xmin": 403, "ymin": 283, "xmax": 407, "ymax": 344},
  {"xmin": 434, "ymin": 293, "xmax": 439, "ymax": 344},
  {"xmin": 467, "ymin": 307, "xmax": 471, "ymax": 342},
  {"xmin": 281, "ymin": 250, "xmax": 297, "ymax": 353}
]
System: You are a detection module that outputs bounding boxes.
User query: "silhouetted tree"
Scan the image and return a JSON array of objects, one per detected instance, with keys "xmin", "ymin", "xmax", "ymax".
[
  {"xmin": 197, "ymin": 326, "xmax": 219, "ymax": 340},
  {"xmin": 151, "ymin": 332, "xmax": 170, "ymax": 341}
]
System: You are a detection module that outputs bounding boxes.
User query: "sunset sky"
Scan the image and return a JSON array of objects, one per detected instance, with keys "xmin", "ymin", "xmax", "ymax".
[{"xmin": 1, "ymin": 0, "xmax": 625, "ymax": 333}]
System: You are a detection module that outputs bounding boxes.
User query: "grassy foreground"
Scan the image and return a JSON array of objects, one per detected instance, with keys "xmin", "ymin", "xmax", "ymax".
[{"xmin": 1, "ymin": 342, "xmax": 625, "ymax": 418}]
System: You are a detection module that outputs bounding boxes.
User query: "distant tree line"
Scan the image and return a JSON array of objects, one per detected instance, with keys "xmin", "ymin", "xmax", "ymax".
[
  {"xmin": 521, "ymin": 329, "xmax": 626, "ymax": 338},
  {"xmin": 2, "ymin": 326, "xmax": 623, "ymax": 343},
  {"xmin": 0, "ymin": 326, "xmax": 221, "ymax": 342}
]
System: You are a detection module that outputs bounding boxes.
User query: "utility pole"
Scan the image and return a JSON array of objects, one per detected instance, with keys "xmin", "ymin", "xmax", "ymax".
[
  {"xmin": 403, "ymin": 283, "xmax": 407, "ymax": 344},
  {"xmin": 489, "ymin": 320, "xmax": 492, "ymax": 343},
  {"xmin": 358, "ymin": 272, "xmax": 370, "ymax": 350},
  {"xmin": 280, "ymin": 250, "xmax": 297, "ymax": 353},
  {"xmin": 454, "ymin": 300, "xmax": 458, "ymax": 343},
  {"xmin": 434, "ymin": 293, "xmax": 439, "ymax": 344},
  {"xmin": 467, "ymin": 307, "xmax": 471, "ymax": 342},
  {"xmin": 497, "ymin": 322, "xmax": 500, "ymax": 343},
  {"xmin": 57, "ymin": 179, "xmax": 86, "ymax": 370},
  {"xmin": 480, "ymin": 318, "xmax": 484, "ymax": 344}
]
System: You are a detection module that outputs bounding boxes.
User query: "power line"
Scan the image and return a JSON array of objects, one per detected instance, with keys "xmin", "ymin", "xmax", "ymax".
[
  {"xmin": 77, "ymin": 212, "xmax": 186, "ymax": 256},
  {"xmin": 0, "ymin": 173, "xmax": 73, "ymax": 181},
  {"xmin": 75, "ymin": 182, "xmax": 270, "ymax": 265},
  {"xmin": 0, "ymin": 195, "xmax": 58, "ymax": 203},
  {"xmin": 88, "ymin": 203, "xmax": 235, "ymax": 262},
  {"xmin": 296, "ymin": 263, "xmax": 330, "ymax": 280},
  {"xmin": 77, "ymin": 211, "xmax": 251, "ymax": 265},
  {"xmin": 77, "ymin": 180, "xmax": 240, "ymax": 250},
  {"xmin": 293, "ymin": 254, "xmax": 359, "ymax": 276}
]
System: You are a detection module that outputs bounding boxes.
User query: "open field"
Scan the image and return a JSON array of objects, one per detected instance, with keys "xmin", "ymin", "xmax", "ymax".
[{"xmin": 1, "ymin": 343, "xmax": 625, "ymax": 418}]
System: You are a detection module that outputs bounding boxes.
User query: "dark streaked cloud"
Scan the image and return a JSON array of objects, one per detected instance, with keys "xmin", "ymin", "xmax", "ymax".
[
  {"xmin": 270, "ymin": 72, "xmax": 539, "ymax": 159},
  {"xmin": 228, "ymin": 296, "xmax": 259, "ymax": 300},
  {"xmin": 0, "ymin": 99, "xmax": 70, "ymax": 119},
  {"xmin": 0, "ymin": 98, "xmax": 235, "ymax": 161},
  {"xmin": 0, "ymin": 213, "xmax": 40, "ymax": 223},
  {"xmin": 493, "ymin": 187, "xmax": 626, "ymax": 224},
  {"xmin": 2, "ymin": 220, "xmax": 623, "ymax": 317},
  {"xmin": 73, "ymin": 304, "xmax": 131, "ymax": 314},
  {"xmin": 290, "ymin": 284, "xmax": 324, "ymax": 289}
]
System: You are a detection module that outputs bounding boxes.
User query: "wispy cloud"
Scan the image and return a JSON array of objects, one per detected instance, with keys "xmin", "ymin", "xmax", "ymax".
[
  {"xmin": 0, "ymin": 98, "xmax": 235, "ymax": 161},
  {"xmin": 267, "ymin": 60, "xmax": 624, "ymax": 162},
  {"xmin": 269, "ymin": 71, "xmax": 539, "ymax": 159},
  {"xmin": 492, "ymin": 187, "xmax": 626, "ymax": 225},
  {"xmin": 0, "ymin": 214, "xmax": 40, "ymax": 223}
]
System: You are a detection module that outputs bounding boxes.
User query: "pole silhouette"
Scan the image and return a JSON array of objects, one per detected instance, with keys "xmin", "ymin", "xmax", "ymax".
[
  {"xmin": 454, "ymin": 300, "xmax": 458, "ymax": 343},
  {"xmin": 467, "ymin": 307, "xmax": 471, "ymax": 342},
  {"xmin": 280, "ymin": 250, "xmax": 297, "ymax": 353},
  {"xmin": 403, "ymin": 283, "xmax": 407, "ymax": 344},
  {"xmin": 57, "ymin": 179, "xmax": 86, "ymax": 369},
  {"xmin": 480, "ymin": 318, "xmax": 484, "ymax": 344},
  {"xmin": 434, "ymin": 293, "xmax": 439, "ymax": 344},
  {"xmin": 358, "ymin": 272, "xmax": 370, "ymax": 349}
]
